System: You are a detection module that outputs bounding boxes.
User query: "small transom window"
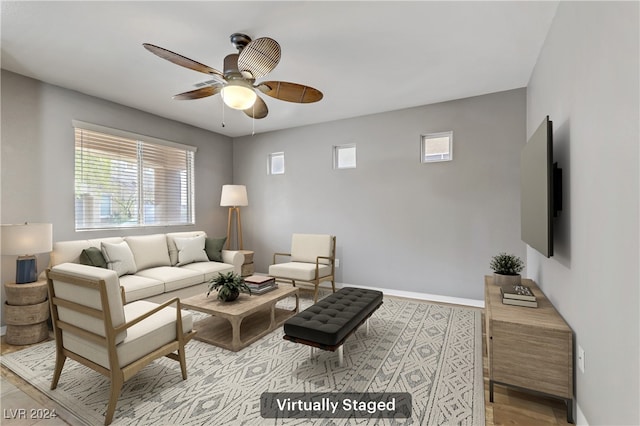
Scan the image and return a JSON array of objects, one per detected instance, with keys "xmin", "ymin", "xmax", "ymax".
[
  {"xmin": 333, "ymin": 144, "xmax": 356, "ymax": 169},
  {"xmin": 268, "ymin": 152, "xmax": 285, "ymax": 175},
  {"xmin": 421, "ymin": 131, "xmax": 453, "ymax": 163}
]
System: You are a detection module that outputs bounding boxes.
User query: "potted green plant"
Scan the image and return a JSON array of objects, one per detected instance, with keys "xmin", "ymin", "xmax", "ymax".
[
  {"xmin": 489, "ymin": 252, "xmax": 524, "ymax": 286},
  {"xmin": 207, "ymin": 272, "xmax": 251, "ymax": 302}
]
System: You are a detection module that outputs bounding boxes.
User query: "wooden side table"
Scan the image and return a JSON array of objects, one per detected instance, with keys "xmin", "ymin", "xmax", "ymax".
[
  {"xmin": 239, "ymin": 250, "xmax": 255, "ymax": 277},
  {"xmin": 4, "ymin": 280, "xmax": 50, "ymax": 345}
]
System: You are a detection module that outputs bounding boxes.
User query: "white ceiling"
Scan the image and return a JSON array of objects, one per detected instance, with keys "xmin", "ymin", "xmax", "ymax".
[{"xmin": 1, "ymin": 1, "xmax": 558, "ymax": 138}]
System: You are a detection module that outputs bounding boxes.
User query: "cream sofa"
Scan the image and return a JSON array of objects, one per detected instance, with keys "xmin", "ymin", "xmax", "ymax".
[{"xmin": 48, "ymin": 231, "xmax": 243, "ymax": 303}]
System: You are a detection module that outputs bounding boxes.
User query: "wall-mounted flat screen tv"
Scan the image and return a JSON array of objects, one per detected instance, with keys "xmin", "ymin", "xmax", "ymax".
[{"xmin": 521, "ymin": 116, "xmax": 562, "ymax": 258}]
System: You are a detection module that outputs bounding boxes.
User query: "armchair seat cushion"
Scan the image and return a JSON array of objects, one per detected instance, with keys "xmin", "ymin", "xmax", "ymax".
[
  {"xmin": 269, "ymin": 262, "xmax": 332, "ymax": 281},
  {"xmin": 62, "ymin": 300, "xmax": 193, "ymax": 370}
]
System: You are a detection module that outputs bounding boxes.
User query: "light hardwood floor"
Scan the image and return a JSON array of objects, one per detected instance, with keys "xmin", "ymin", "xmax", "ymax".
[{"xmin": 1, "ymin": 314, "xmax": 572, "ymax": 425}]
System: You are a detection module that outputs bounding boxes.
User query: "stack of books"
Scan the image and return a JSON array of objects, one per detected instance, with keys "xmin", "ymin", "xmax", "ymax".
[
  {"xmin": 244, "ymin": 275, "xmax": 277, "ymax": 295},
  {"xmin": 500, "ymin": 284, "xmax": 538, "ymax": 308}
]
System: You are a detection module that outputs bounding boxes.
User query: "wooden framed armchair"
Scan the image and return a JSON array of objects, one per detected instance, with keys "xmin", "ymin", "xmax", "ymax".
[
  {"xmin": 46, "ymin": 263, "xmax": 196, "ymax": 425},
  {"xmin": 268, "ymin": 234, "xmax": 336, "ymax": 302}
]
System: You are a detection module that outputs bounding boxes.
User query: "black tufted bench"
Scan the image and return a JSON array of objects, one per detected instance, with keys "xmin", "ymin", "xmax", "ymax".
[{"xmin": 283, "ymin": 287, "xmax": 383, "ymax": 365}]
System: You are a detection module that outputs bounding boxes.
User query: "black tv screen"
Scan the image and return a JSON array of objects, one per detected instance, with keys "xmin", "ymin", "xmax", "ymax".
[{"xmin": 521, "ymin": 116, "xmax": 561, "ymax": 258}]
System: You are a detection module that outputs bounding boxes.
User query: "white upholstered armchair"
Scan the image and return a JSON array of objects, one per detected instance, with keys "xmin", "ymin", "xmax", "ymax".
[
  {"xmin": 268, "ymin": 234, "xmax": 336, "ymax": 302},
  {"xmin": 46, "ymin": 263, "xmax": 196, "ymax": 425}
]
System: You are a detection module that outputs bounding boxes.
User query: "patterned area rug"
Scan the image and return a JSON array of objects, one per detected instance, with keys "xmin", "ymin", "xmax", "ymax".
[{"xmin": 1, "ymin": 293, "xmax": 484, "ymax": 425}]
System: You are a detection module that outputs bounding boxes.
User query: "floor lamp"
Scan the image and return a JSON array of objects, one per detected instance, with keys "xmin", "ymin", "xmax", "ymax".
[{"xmin": 220, "ymin": 185, "xmax": 248, "ymax": 250}]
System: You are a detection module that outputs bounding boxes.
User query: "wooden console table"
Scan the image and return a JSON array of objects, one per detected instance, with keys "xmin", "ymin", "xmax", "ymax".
[{"xmin": 485, "ymin": 276, "xmax": 574, "ymax": 423}]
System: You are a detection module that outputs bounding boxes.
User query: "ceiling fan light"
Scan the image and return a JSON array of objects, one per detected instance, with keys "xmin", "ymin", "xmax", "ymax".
[{"xmin": 221, "ymin": 83, "xmax": 257, "ymax": 110}]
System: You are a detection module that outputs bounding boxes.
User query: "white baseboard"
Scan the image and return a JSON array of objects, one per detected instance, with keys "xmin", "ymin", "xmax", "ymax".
[
  {"xmin": 312, "ymin": 281, "xmax": 484, "ymax": 308},
  {"xmin": 576, "ymin": 403, "xmax": 588, "ymax": 426}
]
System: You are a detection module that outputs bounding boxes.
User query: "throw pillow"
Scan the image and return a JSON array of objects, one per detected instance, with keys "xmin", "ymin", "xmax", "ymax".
[
  {"xmin": 101, "ymin": 241, "xmax": 137, "ymax": 277},
  {"xmin": 174, "ymin": 235, "xmax": 209, "ymax": 266},
  {"xmin": 205, "ymin": 237, "xmax": 227, "ymax": 262},
  {"xmin": 79, "ymin": 247, "xmax": 108, "ymax": 268},
  {"xmin": 124, "ymin": 234, "xmax": 171, "ymax": 270}
]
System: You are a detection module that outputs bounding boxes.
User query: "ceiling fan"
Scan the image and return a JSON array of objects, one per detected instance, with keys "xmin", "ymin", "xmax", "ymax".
[{"xmin": 143, "ymin": 33, "xmax": 323, "ymax": 120}]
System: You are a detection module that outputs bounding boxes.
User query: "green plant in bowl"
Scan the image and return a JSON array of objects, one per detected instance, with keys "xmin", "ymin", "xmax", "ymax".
[
  {"xmin": 207, "ymin": 272, "xmax": 251, "ymax": 302},
  {"xmin": 489, "ymin": 252, "xmax": 524, "ymax": 286}
]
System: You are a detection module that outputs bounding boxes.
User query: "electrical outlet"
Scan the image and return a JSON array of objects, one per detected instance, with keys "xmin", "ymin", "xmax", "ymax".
[
  {"xmin": 335, "ymin": 259, "xmax": 340, "ymax": 268},
  {"xmin": 577, "ymin": 345, "xmax": 585, "ymax": 373}
]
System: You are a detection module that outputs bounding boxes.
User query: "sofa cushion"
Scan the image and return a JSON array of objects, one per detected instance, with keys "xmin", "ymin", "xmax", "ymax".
[
  {"xmin": 205, "ymin": 237, "xmax": 227, "ymax": 262},
  {"xmin": 125, "ymin": 234, "xmax": 171, "ymax": 270},
  {"xmin": 182, "ymin": 261, "xmax": 234, "ymax": 281},
  {"xmin": 118, "ymin": 274, "xmax": 165, "ymax": 302},
  {"xmin": 174, "ymin": 235, "xmax": 209, "ymax": 266},
  {"xmin": 79, "ymin": 247, "xmax": 107, "ymax": 269},
  {"xmin": 135, "ymin": 266, "xmax": 203, "ymax": 293},
  {"xmin": 166, "ymin": 231, "xmax": 207, "ymax": 266},
  {"xmin": 269, "ymin": 262, "xmax": 332, "ymax": 281},
  {"xmin": 101, "ymin": 241, "xmax": 137, "ymax": 277},
  {"xmin": 62, "ymin": 300, "xmax": 193, "ymax": 369}
]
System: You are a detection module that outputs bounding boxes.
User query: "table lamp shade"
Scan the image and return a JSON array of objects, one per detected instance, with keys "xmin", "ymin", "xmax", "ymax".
[
  {"xmin": 1, "ymin": 223, "xmax": 53, "ymax": 284},
  {"xmin": 220, "ymin": 185, "xmax": 248, "ymax": 207}
]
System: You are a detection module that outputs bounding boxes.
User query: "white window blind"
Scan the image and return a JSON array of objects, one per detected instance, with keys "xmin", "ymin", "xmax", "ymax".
[{"xmin": 74, "ymin": 124, "xmax": 195, "ymax": 230}]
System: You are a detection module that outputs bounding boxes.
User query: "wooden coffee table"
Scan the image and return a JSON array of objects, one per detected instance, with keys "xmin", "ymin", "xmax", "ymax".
[{"xmin": 181, "ymin": 285, "xmax": 299, "ymax": 351}]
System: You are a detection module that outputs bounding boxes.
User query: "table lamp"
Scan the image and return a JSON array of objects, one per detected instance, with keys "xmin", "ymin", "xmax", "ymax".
[
  {"xmin": 1, "ymin": 223, "xmax": 53, "ymax": 284},
  {"xmin": 220, "ymin": 185, "xmax": 248, "ymax": 250}
]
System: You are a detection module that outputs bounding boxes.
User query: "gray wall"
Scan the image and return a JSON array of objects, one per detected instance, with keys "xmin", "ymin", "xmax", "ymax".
[
  {"xmin": 526, "ymin": 2, "xmax": 639, "ymax": 425},
  {"xmin": 234, "ymin": 88, "xmax": 526, "ymax": 301},
  {"xmin": 1, "ymin": 70, "xmax": 233, "ymax": 324}
]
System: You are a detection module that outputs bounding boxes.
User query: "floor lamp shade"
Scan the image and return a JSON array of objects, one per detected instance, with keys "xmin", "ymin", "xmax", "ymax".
[
  {"xmin": 220, "ymin": 185, "xmax": 248, "ymax": 250},
  {"xmin": 220, "ymin": 185, "xmax": 248, "ymax": 207},
  {"xmin": 1, "ymin": 223, "xmax": 53, "ymax": 284}
]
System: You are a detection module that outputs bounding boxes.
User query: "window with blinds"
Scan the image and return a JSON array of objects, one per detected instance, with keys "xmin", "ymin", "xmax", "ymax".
[{"xmin": 74, "ymin": 122, "xmax": 195, "ymax": 230}]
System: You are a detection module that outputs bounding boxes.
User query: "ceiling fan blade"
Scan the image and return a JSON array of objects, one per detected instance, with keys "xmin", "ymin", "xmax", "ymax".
[
  {"xmin": 173, "ymin": 85, "xmax": 222, "ymax": 100},
  {"xmin": 243, "ymin": 95, "xmax": 268, "ymax": 119},
  {"xmin": 238, "ymin": 37, "xmax": 281, "ymax": 79},
  {"xmin": 143, "ymin": 43, "xmax": 224, "ymax": 77},
  {"xmin": 257, "ymin": 81, "xmax": 323, "ymax": 103}
]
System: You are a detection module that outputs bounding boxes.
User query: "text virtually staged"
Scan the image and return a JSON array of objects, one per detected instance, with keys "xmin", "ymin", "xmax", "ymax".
[{"xmin": 260, "ymin": 392, "xmax": 412, "ymax": 418}]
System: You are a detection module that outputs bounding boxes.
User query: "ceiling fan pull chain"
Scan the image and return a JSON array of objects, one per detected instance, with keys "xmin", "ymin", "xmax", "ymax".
[{"xmin": 221, "ymin": 94, "xmax": 226, "ymax": 127}]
